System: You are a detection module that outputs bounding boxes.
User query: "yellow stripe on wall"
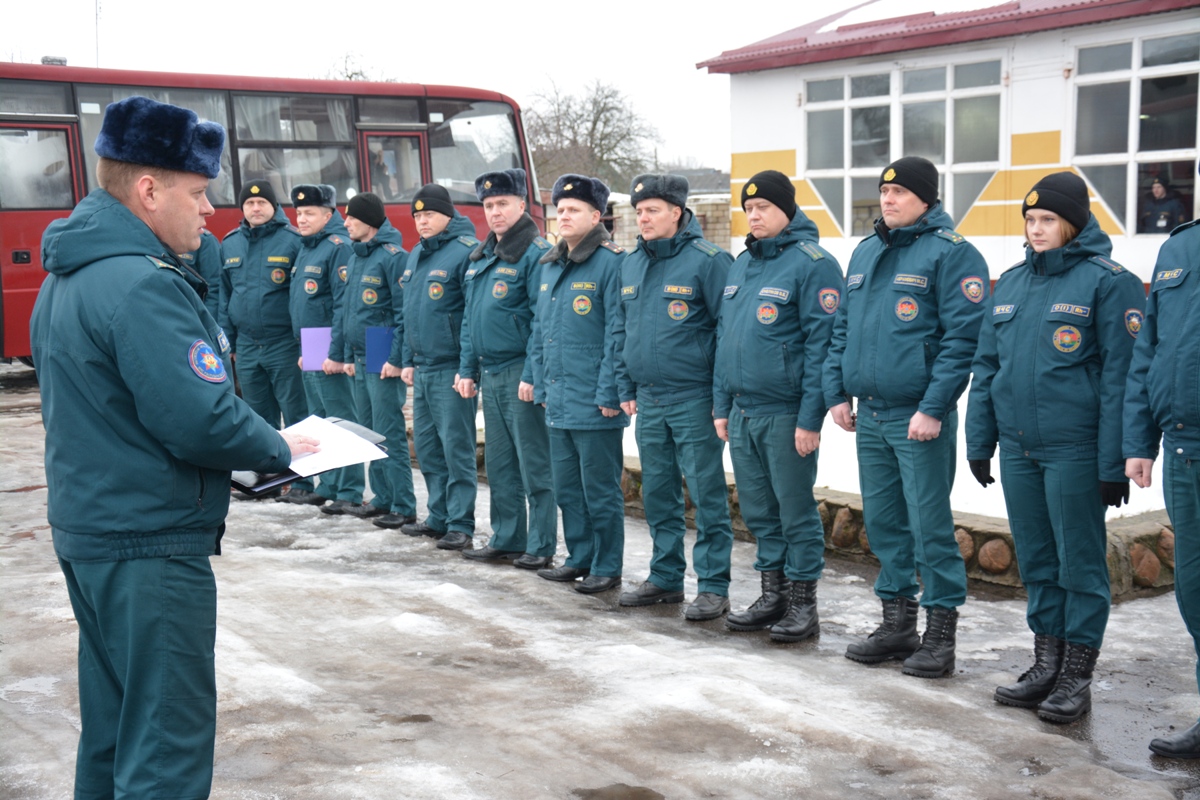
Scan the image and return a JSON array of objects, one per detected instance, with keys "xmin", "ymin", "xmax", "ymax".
[
  {"xmin": 1011, "ymin": 132, "xmax": 1061, "ymax": 167},
  {"xmin": 731, "ymin": 150, "xmax": 797, "ymax": 179},
  {"xmin": 958, "ymin": 167, "xmax": 1125, "ymax": 237}
]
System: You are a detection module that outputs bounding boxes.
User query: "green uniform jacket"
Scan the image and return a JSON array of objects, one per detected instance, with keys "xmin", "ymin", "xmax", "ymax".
[
  {"xmin": 31, "ymin": 189, "xmax": 291, "ymax": 562},
  {"xmin": 400, "ymin": 213, "xmax": 478, "ymax": 370},
  {"xmin": 340, "ymin": 221, "xmax": 407, "ymax": 366},
  {"xmin": 1124, "ymin": 219, "xmax": 1200, "ymax": 461},
  {"xmin": 619, "ymin": 210, "xmax": 733, "ymax": 407},
  {"xmin": 178, "ymin": 229, "xmax": 221, "ymax": 322},
  {"xmin": 289, "ymin": 213, "xmax": 353, "ymax": 361},
  {"xmin": 219, "ymin": 206, "xmax": 301, "ymax": 352},
  {"xmin": 713, "ymin": 213, "xmax": 843, "ymax": 431},
  {"xmin": 967, "ymin": 215, "xmax": 1146, "ymax": 481},
  {"xmin": 823, "ymin": 203, "xmax": 988, "ymax": 421},
  {"xmin": 459, "ymin": 213, "xmax": 550, "ymax": 383}
]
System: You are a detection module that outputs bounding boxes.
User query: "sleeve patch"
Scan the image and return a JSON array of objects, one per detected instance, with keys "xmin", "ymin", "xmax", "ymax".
[
  {"xmin": 1125, "ymin": 308, "xmax": 1144, "ymax": 338},
  {"xmin": 189, "ymin": 340, "xmax": 228, "ymax": 383},
  {"xmin": 960, "ymin": 276, "xmax": 985, "ymax": 303},
  {"xmin": 819, "ymin": 288, "xmax": 840, "ymax": 313}
]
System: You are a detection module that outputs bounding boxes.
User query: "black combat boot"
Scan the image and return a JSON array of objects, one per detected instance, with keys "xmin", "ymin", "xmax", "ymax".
[
  {"xmin": 845, "ymin": 597, "xmax": 920, "ymax": 663},
  {"xmin": 1037, "ymin": 641, "xmax": 1100, "ymax": 723},
  {"xmin": 994, "ymin": 634, "xmax": 1063, "ymax": 708},
  {"xmin": 769, "ymin": 580, "xmax": 819, "ymax": 642},
  {"xmin": 725, "ymin": 570, "xmax": 790, "ymax": 631},
  {"xmin": 902, "ymin": 606, "xmax": 958, "ymax": 678}
]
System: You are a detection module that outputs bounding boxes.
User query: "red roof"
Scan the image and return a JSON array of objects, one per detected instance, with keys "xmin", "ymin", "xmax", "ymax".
[{"xmin": 698, "ymin": 0, "xmax": 1199, "ymax": 74}]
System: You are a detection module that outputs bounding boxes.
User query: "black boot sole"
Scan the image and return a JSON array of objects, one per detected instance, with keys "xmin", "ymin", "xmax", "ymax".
[
  {"xmin": 994, "ymin": 693, "xmax": 1046, "ymax": 709},
  {"xmin": 844, "ymin": 649, "xmax": 915, "ymax": 664},
  {"xmin": 902, "ymin": 661, "xmax": 955, "ymax": 678},
  {"xmin": 1038, "ymin": 701, "xmax": 1091, "ymax": 724},
  {"xmin": 769, "ymin": 626, "xmax": 819, "ymax": 643},
  {"xmin": 725, "ymin": 614, "xmax": 785, "ymax": 632}
]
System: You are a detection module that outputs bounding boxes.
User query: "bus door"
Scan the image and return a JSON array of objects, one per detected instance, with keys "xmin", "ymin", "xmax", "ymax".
[
  {"xmin": 358, "ymin": 131, "xmax": 427, "ymax": 243},
  {"xmin": 0, "ymin": 121, "xmax": 85, "ymax": 361}
]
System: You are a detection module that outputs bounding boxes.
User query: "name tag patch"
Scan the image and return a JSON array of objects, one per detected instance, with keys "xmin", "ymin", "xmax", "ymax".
[
  {"xmin": 571, "ymin": 282, "xmax": 596, "ymax": 291},
  {"xmin": 847, "ymin": 274, "xmax": 864, "ymax": 287},
  {"xmin": 894, "ymin": 274, "xmax": 928, "ymax": 289},
  {"xmin": 758, "ymin": 287, "xmax": 790, "ymax": 302},
  {"xmin": 429, "ymin": 269, "xmax": 448, "ymax": 278},
  {"xmin": 362, "ymin": 275, "xmax": 382, "ymax": 286},
  {"xmin": 304, "ymin": 265, "xmax": 322, "ymax": 274},
  {"xmin": 723, "ymin": 285, "xmax": 738, "ymax": 298},
  {"xmin": 664, "ymin": 285, "xmax": 693, "ymax": 296},
  {"xmin": 1051, "ymin": 303, "xmax": 1090, "ymax": 318},
  {"xmin": 993, "ymin": 304, "xmax": 1015, "ymax": 315},
  {"xmin": 497, "ymin": 267, "xmax": 518, "ymax": 277}
]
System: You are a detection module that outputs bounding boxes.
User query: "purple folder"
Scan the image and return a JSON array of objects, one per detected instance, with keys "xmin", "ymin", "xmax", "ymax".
[{"xmin": 301, "ymin": 327, "xmax": 332, "ymax": 371}]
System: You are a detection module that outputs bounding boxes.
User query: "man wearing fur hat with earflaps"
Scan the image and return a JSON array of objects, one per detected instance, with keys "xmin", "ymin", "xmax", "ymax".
[
  {"xmin": 529, "ymin": 174, "xmax": 630, "ymax": 594},
  {"xmin": 824, "ymin": 155, "xmax": 988, "ymax": 679},
  {"xmin": 30, "ymin": 95, "xmax": 318, "ymax": 799},
  {"xmin": 455, "ymin": 168, "xmax": 558, "ymax": 568}
]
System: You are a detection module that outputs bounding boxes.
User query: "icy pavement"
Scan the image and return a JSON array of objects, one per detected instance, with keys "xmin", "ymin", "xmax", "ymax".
[{"xmin": 3, "ymin": 363, "xmax": 1200, "ymax": 799}]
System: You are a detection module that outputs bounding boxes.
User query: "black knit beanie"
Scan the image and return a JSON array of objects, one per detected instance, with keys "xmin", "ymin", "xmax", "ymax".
[
  {"xmin": 741, "ymin": 170, "xmax": 796, "ymax": 220},
  {"xmin": 347, "ymin": 192, "xmax": 387, "ymax": 229},
  {"xmin": 879, "ymin": 157, "xmax": 939, "ymax": 207},
  {"xmin": 1022, "ymin": 172, "xmax": 1089, "ymax": 231},
  {"xmin": 412, "ymin": 184, "xmax": 455, "ymax": 218},
  {"xmin": 238, "ymin": 179, "xmax": 277, "ymax": 210}
]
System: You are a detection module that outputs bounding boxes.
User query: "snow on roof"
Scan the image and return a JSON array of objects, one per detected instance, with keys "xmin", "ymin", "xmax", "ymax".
[{"xmin": 698, "ymin": 0, "xmax": 1197, "ymax": 74}]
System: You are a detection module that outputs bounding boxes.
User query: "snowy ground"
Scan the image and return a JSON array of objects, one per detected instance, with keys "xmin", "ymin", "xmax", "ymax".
[{"xmin": 3, "ymin": 363, "xmax": 1199, "ymax": 800}]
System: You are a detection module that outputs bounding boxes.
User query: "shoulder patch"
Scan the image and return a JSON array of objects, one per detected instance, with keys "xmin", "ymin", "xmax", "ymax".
[
  {"xmin": 934, "ymin": 228, "xmax": 966, "ymax": 245},
  {"xmin": 690, "ymin": 239, "xmax": 721, "ymax": 257},
  {"xmin": 383, "ymin": 244, "xmax": 401, "ymax": 255},
  {"xmin": 534, "ymin": 236, "xmax": 551, "ymax": 251},
  {"xmin": 458, "ymin": 235, "xmax": 480, "ymax": 248},
  {"xmin": 1088, "ymin": 255, "xmax": 1125, "ymax": 273},
  {"xmin": 328, "ymin": 234, "xmax": 344, "ymax": 245},
  {"xmin": 147, "ymin": 255, "xmax": 183, "ymax": 275},
  {"xmin": 797, "ymin": 241, "xmax": 825, "ymax": 261},
  {"xmin": 176, "ymin": 252, "xmax": 194, "ymax": 263},
  {"xmin": 601, "ymin": 241, "xmax": 625, "ymax": 254}
]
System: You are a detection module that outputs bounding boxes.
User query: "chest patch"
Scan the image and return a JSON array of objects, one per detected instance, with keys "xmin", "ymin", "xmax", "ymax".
[
  {"xmin": 493, "ymin": 281, "xmax": 508, "ymax": 299},
  {"xmin": 895, "ymin": 296, "xmax": 919, "ymax": 322},
  {"xmin": 756, "ymin": 302, "xmax": 778, "ymax": 325},
  {"xmin": 1125, "ymin": 309, "xmax": 1144, "ymax": 338},
  {"xmin": 189, "ymin": 340, "xmax": 227, "ymax": 383},
  {"xmin": 497, "ymin": 267, "xmax": 518, "ymax": 277},
  {"xmin": 362, "ymin": 275, "xmax": 382, "ymax": 286},
  {"xmin": 573, "ymin": 295, "xmax": 592, "ymax": 315},
  {"xmin": 847, "ymin": 274, "xmax": 864, "ymax": 287},
  {"xmin": 305, "ymin": 265, "xmax": 322, "ymax": 275},
  {"xmin": 961, "ymin": 276, "xmax": 985, "ymax": 303},
  {"xmin": 894, "ymin": 274, "xmax": 928, "ymax": 289},
  {"xmin": 1053, "ymin": 325, "xmax": 1082, "ymax": 353},
  {"xmin": 304, "ymin": 278, "xmax": 318, "ymax": 295},
  {"xmin": 429, "ymin": 282, "xmax": 444, "ymax": 300},
  {"xmin": 270, "ymin": 268, "xmax": 287, "ymax": 284},
  {"xmin": 758, "ymin": 287, "xmax": 790, "ymax": 302},
  {"xmin": 1051, "ymin": 303, "xmax": 1090, "ymax": 318},
  {"xmin": 994, "ymin": 304, "xmax": 1015, "ymax": 315},
  {"xmin": 572, "ymin": 282, "xmax": 597, "ymax": 291},
  {"xmin": 664, "ymin": 285, "xmax": 693, "ymax": 296},
  {"xmin": 1157, "ymin": 269, "xmax": 1183, "ymax": 282},
  {"xmin": 622, "ymin": 285, "xmax": 637, "ymax": 297},
  {"xmin": 362, "ymin": 288, "xmax": 378, "ymax": 305},
  {"xmin": 667, "ymin": 300, "xmax": 689, "ymax": 320},
  {"xmin": 267, "ymin": 256, "xmax": 290, "ymax": 264},
  {"xmin": 723, "ymin": 285, "xmax": 738, "ymax": 298},
  {"xmin": 429, "ymin": 269, "xmax": 448, "ymax": 278},
  {"xmin": 819, "ymin": 288, "xmax": 840, "ymax": 314}
]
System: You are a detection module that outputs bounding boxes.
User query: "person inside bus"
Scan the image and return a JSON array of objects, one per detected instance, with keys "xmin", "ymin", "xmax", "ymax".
[
  {"xmin": 219, "ymin": 179, "xmax": 310, "ymax": 502},
  {"xmin": 967, "ymin": 171, "xmax": 1145, "ymax": 724},
  {"xmin": 1138, "ymin": 174, "xmax": 1189, "ymax": 234},
  {"xmin": 397, "ymin": 184, "xmax": 480, "ymax": 550}
]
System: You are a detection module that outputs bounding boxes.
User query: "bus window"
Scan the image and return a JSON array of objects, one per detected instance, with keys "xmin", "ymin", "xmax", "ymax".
[
  {"xmin": 364, "ymin": 134, "xmax": 423, "ymax": 203},
  {"xmin": 0, "ymin": 80, "xmax": 72, "ymax": 114},
  {"xmin": 75, "ymin": 85, "xmax": 234, "ymax": 205},
  {"xmin": 238, "ymin": 147, "xmax": 358, "ymax": 204},
  {"xmin": 0, "ymin": 128, "xmax": 73, "ymax": 209},
  {"xmin": 427, "ymin": 100, "xmax": 521, "ymax": 203},
  {"xmin": 358, "ymin": 97, "xmax": 421, "ymax": 125}
]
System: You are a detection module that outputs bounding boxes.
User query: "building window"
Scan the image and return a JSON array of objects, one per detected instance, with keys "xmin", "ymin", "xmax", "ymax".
[
  {"xmin": 802, "ymin": 59, "xmax": 1002, "ymax": 233},
  {"xmin": 1074, "ymin": 34, "xmax": 1198, "ymax": 231}
]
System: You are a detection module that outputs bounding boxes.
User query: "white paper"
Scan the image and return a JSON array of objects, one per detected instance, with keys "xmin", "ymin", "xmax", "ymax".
[{"xmin": 283, "ymin": 415, "xmax": 388, "ymax": 477}]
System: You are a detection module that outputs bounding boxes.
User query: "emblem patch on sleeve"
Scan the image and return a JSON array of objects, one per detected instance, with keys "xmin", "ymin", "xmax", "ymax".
[
  {"xmin": 960, "ymin": 277, "xmax": 985, "ymax": 303},
  {"xmin": 337, "ymin": 265, "xmax": 348, "ymax": 282},
  {"xmin": 189, "ymin": 340, "xmax": 227, "ymax": 383},
  {"xmin": 1125, "ymin": 308, "xmax": 1144, "ymax": 338},
  {"xmin": 819, "ymin": 288, "xmax": 840, "ymax": 314},
  {"xmin": 895, "ymin": 296, "xmax": 919, "ymax": 322}
]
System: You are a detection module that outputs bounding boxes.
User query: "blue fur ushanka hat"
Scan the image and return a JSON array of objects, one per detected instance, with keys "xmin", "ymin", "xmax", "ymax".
[
  {"xmin": 94, "ymin": 96, "xmax": 224, "ymax": 179},
  {"xmin": 630, "ymin": 173, "xmax": 688, "ymax": 208},
  {"xmin": 291, "ymin": 184, "xmax": 337, "ymax": 209},
  {"xmin": 551, "ymin": 174, "xmax": 610, "ymax": 212},
  {"xmin": 475, "ymin": 169, "xmax": 527, "ymax": 201}
]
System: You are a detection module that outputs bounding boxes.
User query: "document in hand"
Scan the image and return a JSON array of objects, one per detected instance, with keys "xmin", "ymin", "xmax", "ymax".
[{"xmin": 231, "ymin": 415, "xmax": 389, "ymax": 495}]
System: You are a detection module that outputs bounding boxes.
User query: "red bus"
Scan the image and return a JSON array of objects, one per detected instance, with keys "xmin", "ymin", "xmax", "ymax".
[{"xmin": 0, "ymin": 62, "xmax": 543, "ymax": 363}]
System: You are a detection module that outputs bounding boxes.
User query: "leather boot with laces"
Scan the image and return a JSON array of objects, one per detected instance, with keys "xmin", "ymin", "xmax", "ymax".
[
  {"xmin": 1037, "ymin": 641, "xmax": 1100, "ymax": 723},
  {"xmin": 994, "ymin": 634, "xmax": 1063, "ymax": 708},
  {"xmin": 769, "ymin": 580, "xmax": 819, "ymax": 642},
  {"xmin": 845, "ymin": 597, "xmax": 919, "ymax": 663},
  {"xmin": 902, "ymin": 606, "xmax": 958, "ymax": 678},
  {"xmin": 725, "ymin": 570, "xmax": 790, "ymax": 631}
]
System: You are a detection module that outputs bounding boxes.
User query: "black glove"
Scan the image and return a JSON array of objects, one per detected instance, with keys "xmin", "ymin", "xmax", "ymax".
[
  {"xmin": 968, "ymin": 459, "xmax": 994, "ymax": 488},
  {"xmin": 1100, "ymin": 480, "xmax": 1130, "ymax": 508}
]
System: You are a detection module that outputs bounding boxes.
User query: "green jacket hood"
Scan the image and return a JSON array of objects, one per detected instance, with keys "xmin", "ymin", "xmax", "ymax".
[
  {"xmin": 745, "ymin": 209, "xmax": 821, "ymax": 259},
  {"xmin": 43, "ymin": 189, "xmax": 175, "ymax": 277},
  {"xmin": 1022, "ymin": 214, "xmax": 1111, "ymax": 277}
]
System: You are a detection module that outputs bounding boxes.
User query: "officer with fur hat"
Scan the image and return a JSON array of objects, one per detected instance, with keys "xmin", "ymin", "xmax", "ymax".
[
  {"xmin": 455, "ymin": 169, "xmax": 558, "ymax": 568},
  {"xmin": 529, "ymin": 174, "xmax": 629, "ymax": 593},
  {"xmin": 29, "ymin": 95, "xmax": 317, "ymax": 799},
  {"xmin": 969, "ymin": 171, "xmax": 1144, "ymax": 723},
  {"xmin": 712, "ymin": 170, "xmax": 843, "ymax": 639},
  {"xmin": 279, "ymin": 184, "xmax": 365, "ymax": 508},
  {"xmin": 397, "ymin": 184, "xmax": 480, "ymax": 550},
  {"xmin": 1126, "ymin": 163, "xmax": 1200, "ymax": 757},
  {"xmin": 615, "ymin": 173, "xmax": 737, "ymax": 620},
  {"xmin": 219, "ymin": 175, "xmax": 306, "ymax": 450},
  {"xmin": 824, "ymin": 155, "xmax": 988, "ymax": 678}
]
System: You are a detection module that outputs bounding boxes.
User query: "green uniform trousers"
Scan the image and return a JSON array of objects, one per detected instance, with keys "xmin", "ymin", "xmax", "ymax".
[
  {"xmin": 1000, "ymin": 452, "xmax": 1110, "ymax": 649},
  {"xmin": 301, "ymin": 370, "xmax": 365, "ymax": 502},
  {"xmin": 479, "ymin": 360, "xmax": 556, "ymax": 556},
  {"xmin": 637, "ymin": 396, "xmax": 734, "ymax": 594},
  {"xmin": 412, "ymin": 367, "xmax": 478, "ymax": 534},
  {"xmin": 351, "ymin": 359, "xmax": 415, "ymax": 515},
  {"xmin": 549, "ymin": 427, "xmax": 625, "ymax": 577},
  {"xmin": 1165, "ymin": 454, "xmax": 1200, "ymax": 695},
  {"xmin": 235, "ymin": 337, "xmax": 311, "ymax": 491},
  {"xmin": 60, "ymin": 554, "xmax": 217, "ymax": 800},
  {"xmin": 856, "ymin": 410, "xmax": 966, "ymax": 609},
  {"xmin": 728, "ymin": 412, "xmax": 823, "ymax": 582}
]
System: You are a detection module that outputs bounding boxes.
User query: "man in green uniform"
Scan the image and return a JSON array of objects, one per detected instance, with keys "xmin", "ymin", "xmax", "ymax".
[
  {"xmin": 616, "ymin": 173, "xmax": 736, "ymax": 621},
  {"xmin": 824, "ymin": 156, "xmax": 987, "ymax": 678},
  {"xmin": 30, "ymin": 96, "xmax": 317, "ymax": 799},
  {"xmin": 456, "ymin": 169, "xmax": 557, "ymax": 568}
]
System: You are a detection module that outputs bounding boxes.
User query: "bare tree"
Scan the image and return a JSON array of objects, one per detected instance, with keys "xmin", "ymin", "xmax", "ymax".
[
  {"xmin": 526, "ymin": 81, "xmax": 658, "ymax": 191},
  {"xmin": 324, "ymin": 55, "xmax": 397, "ymax": 83}
]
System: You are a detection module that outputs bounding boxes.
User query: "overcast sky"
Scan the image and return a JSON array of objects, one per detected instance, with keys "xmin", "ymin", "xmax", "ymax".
[{"xmin": 4, "ymin": 0, "xmax": 997, "ymax": 171}]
